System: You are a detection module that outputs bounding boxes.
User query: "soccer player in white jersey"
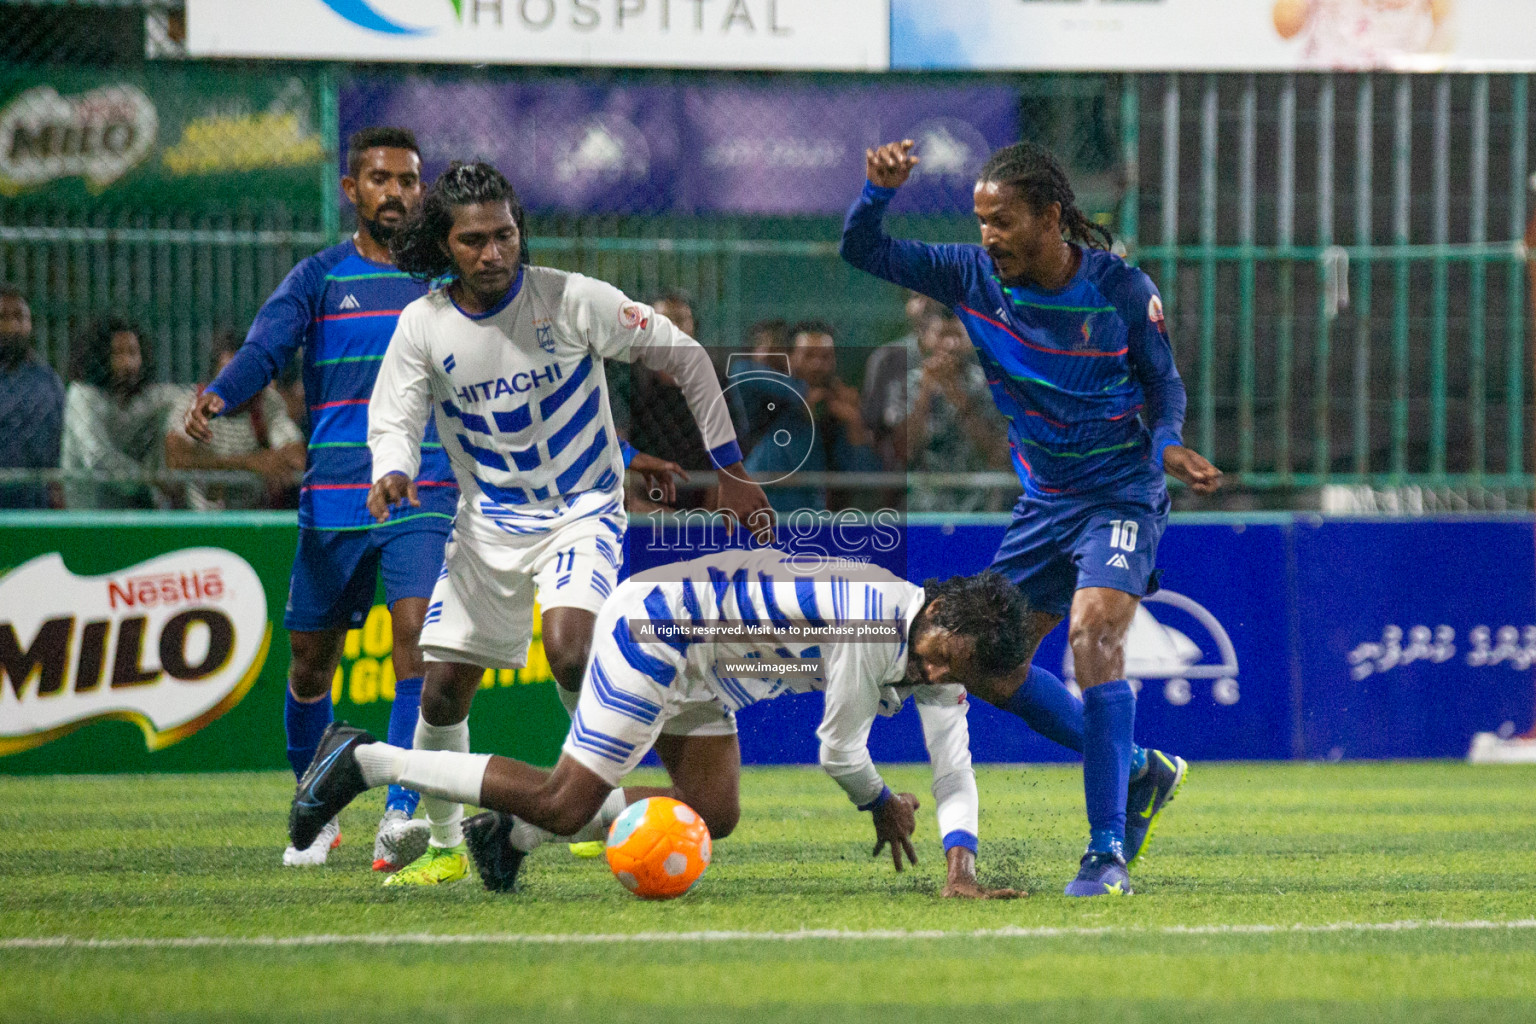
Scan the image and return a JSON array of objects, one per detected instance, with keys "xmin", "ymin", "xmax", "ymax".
[
  {"xmin": 363, "ymin": 162, "xmax": 772, "ymax": 885},
  {"xmin": 290, "ymin": 547, "xmax": 1029, "ymax": 899}
]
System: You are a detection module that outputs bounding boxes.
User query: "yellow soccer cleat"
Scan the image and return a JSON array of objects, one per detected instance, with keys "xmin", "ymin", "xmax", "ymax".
[
  {"xmin": 568, "ymin": 841, "xmax": 606, "ymax": 859},
  {"xmin": 382, "ymin": 842, "xmax": 469, "ymax": 886}
]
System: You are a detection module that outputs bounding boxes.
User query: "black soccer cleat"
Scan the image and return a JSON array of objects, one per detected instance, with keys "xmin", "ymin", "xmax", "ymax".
[
  {"xmin": 464, "ymin": 811, "xmax": 528, "ymax": 894},
  {"xmin": 1124, "ymin": 749, "xmax": 1188, "ymax": 867},
  {"xmin": 289, "ymin": 722, "xmax": 377, "ymax": 851}
]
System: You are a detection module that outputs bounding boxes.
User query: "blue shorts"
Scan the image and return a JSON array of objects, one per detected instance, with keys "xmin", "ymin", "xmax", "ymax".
[
  {"xmin": 990, "ymin": 489, "xmax": 1171, "ymax": 619},
  {"xmin": 283, "ymin": 520, "xmax": 450, "ymax": 632}
]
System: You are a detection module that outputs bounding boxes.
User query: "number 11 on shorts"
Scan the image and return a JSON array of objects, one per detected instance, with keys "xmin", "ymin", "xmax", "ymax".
[{"xmin": 1109, "ymin": 519, "xmax": 1139, "ymax": 552}]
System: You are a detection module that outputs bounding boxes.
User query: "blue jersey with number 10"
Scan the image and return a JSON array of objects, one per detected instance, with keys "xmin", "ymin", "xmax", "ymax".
[{"xmin": 841, "ymin": 181, "xmax": 1188, "ymax": 501}]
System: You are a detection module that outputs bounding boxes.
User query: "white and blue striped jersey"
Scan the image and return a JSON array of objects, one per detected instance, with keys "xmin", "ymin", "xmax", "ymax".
[
  {"xmin": 368, "ymin": 265, "xmax": 741, "ymax": 537},
  {"xmin": 608, "ymin": 548, "xmax": 979, "ymax": 852}
]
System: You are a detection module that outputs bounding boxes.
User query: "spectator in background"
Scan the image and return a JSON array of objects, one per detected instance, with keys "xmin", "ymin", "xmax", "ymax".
[
  {"xmin": 60, "ymin": 318, "xmax": 186, "ymax": 509},
  {"xmin": 165, "ymin": 330, "xmax": 305, "ymax": 510},
  {"xmin": 0, "ymin": 285, "xmax": 63, "ymax": 509},
  {"xmin": 861, "ymin": 289, "xmax": 940, "ymax": 470},
  {"xmin": 735, "ymin": 320, "xmax": 880, "ymax": 514},
  {"xmin": 745, "ymin": 317, "xmax": 789, "ymax": 364},
  {"xmin": 905, "ymin": 313, "xmax": 1009, "ymax": 512}
]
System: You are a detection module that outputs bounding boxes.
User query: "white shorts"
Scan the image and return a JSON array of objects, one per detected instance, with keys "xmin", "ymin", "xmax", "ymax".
[
  {"xmin": 561, "ymin": 596, "xmax": 736, "ymax": 787},
  {"xmin": 418, "ymin": 501, "xmax": 626, "ymax": 669}
]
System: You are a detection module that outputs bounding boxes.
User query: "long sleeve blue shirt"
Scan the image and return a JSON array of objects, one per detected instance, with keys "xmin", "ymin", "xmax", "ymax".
[
  {"xmin": 841, "ymin": 181, "xmax": 1186, "ymax": 501},
  {"xmin": 206, "ymin": 240, "xmax": 456, "ymax": 530}
]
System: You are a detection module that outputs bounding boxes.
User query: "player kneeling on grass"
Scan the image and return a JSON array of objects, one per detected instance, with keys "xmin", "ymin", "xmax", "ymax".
[{"xmin": 291, "ymin": 547, "xmax": 1027, "ymax": 898}]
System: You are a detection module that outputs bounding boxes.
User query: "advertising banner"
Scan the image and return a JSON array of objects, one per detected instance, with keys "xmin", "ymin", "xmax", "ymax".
[
  {"xmin": 0, "ymin": 67, "xmax": 324, "ymax": 210},
  {"xmin": 342, "ymin": 77, "xmax": 1018, "ymax": 215},
  {"xmin": 892, "ymin": 0, "xmax": 1536, "ymax": 73},
  {"xmin": 188, "ymin": 0, "xmax": 890, "ymax": 71},
  {"xmin": 0, "ymin": 514, "xmax": 569, "ymax": 774},
  {"xmin": 3, "ymin": 513, "xmax": 1531, "ymax": 772}
]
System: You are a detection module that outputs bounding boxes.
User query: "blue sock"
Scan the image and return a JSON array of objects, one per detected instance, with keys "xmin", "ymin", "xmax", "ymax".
[
  {"xmin": 1082, "ymin": 679, "xmax": 1136, "ymax": 858},
  {"xmin": 1005, "ymin": 664, "xmax": 1148, "ymax": 772},
  {"xmin": 385, "ymin": 676, "xmax": 424, "ymax": 815},
  {"xmin": 284, "ymin": 687, "xmax": 333, "ymax": 781},
  {"xmin": 1003, "ymin": 662, "xmax": 1085, "ymax": 753}
]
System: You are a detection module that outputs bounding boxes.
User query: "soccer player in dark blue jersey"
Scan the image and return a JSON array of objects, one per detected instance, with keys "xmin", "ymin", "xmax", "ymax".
[
  {"xmin": 185, "ymin": 127, "xmax": 453, "ymax": 870},
  {"xmin": 842, "ymin": 139, "xmax": 1222, "ymax": 896}
]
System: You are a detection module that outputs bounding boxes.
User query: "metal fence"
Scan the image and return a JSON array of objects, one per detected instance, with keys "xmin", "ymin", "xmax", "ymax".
[{"xmin": 3, "ymin": 1, "xmax": 1533, "ymax": 501}]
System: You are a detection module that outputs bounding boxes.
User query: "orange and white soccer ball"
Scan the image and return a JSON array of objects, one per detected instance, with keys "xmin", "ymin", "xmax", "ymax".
[{"xmin": 605, "ymin": 796, "xmax": 711, "ymax": 900}]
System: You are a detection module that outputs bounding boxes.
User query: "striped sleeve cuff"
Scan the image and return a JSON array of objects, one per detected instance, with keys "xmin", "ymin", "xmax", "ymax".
[{"xmin": 620, "ymin": 439, "xmax": 637, "ymax": 468}]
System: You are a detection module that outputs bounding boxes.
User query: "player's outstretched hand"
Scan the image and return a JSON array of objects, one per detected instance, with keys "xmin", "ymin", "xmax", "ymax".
[
  {"xmin": 628, "ymin": 450, "xmax": 689, "ymax": 506},
  {"xmin": 713, "ymin": 463, "xmax": 776, "ymax": 544},
  {"xmin": 941, "ymin": 847, "xmax": 1026, "ymax": 899},
  {"xmin": 871, "ymin": 791, "xmax": 920, "ymax": 872},
  {"xmin": 366, "ymin": 471, "xmax": 419, "ymax": 523},
  {"xmin": 183, "ymin": 390, "xmax": 225, "ymax": 444},
  {"xmin": 866, "ymin": 140, "xmax": 919, "ymax": 189},
  {"xmin": 1163, "ymin": 445, "xmax": 1223, "ymax": 495}
]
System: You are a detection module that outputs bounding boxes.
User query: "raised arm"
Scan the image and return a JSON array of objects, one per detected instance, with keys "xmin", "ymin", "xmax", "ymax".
[
  {"xmin": 366, "ymin": 310, "xmax": 436, "ymax": 521},
  {"xmin": 839, "ymin": 140, "xmax": 969, "ymax": 309}
]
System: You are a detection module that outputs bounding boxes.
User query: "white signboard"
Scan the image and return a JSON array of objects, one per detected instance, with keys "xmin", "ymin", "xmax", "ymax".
[
  {"xmin": 0, "ymin": 549, "xmax": 271, "ymax": 754},
  {"xmin": 188, "ymin": 0, "xmax": 890, "ymax": 71},
  {"xmin": 893, "ymin": 0, "xmax": 1536, "ymax": 72}
]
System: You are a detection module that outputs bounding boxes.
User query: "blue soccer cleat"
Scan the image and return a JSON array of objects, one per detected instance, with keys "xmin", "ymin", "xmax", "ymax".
[
  {"xmin": 464, "ymin": 811, "xmax": 528, "ymax": 893},
  {"xmin": 1064, "ymin": 850, "xmax": 1133, "ymax": 897},
  {"xmin": 289, "ymin": 722, "xmax": 375, "ymax": 851},
  {"xmin": 1124, "ymin": 750, "xmax": 1187, "ymax": 866}
]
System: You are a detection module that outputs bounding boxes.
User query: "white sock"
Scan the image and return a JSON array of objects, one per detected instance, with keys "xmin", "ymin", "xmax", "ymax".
[
  {"xmin": 555, "ymin": 683, "xmax": 580, "ymax": 717},
  {"xmin": 394, "ymin": 749, "xmax": 493, "ymax": 809},
  {"xmin": 509, "ymin": 788, "xmax": 628, "ymax": 852},
  {"xmin": 414, "ymin": 714, "xmax": 470, "ymax": 848},
  {"xmin": 569, "ymin": 788, "xmax": 629, "ymax": 843},
  {"xmin": 355, "ymin": 742, "xmax": 408, "ymax": 789}
]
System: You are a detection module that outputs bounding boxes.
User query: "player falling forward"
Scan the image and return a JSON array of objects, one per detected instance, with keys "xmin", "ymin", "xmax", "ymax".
[
  {"xmin": 842, "ymin": 140, "xmax": 1222, "ymax": 896},
  {"xmin": 364, "ymin": 162, "xmax": 771, "ymax": 885},
  {"xmin": 291, "ymin": 547, "xmax": 1027, "ymax": 898},
  {"xmin": 185, "ymin": 127, "xmax": 449, "ymax": 871}
]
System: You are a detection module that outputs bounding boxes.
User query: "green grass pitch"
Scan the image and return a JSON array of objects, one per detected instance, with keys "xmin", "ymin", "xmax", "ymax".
[{"xmin": 3, "ymin": 761, "xmax": 1534, "ymax": 1023}]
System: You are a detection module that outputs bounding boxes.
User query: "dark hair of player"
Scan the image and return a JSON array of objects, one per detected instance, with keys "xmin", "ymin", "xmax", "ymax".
[
  {"xmin": 977, "ymin": 142, "xmax": 1114, "ymax": 252},
  {"xmin": 346, "ymin": 126, "xmax": 420, "ymax": 178},
  {"xmin": 790, "ymin": 319, "xmax": 836, "ymax": 342},
  {"xmin": 71, "ymin": 316, "xmax": 149, "ymax": 393},
  {"xmin": 0, "ymin": 283, "xmax": 24, "ymax": 305},
  {"xmin": 390, "ymin": 161, "xmax": 530, "ymax": 282},
  {"xmin": 919, "ymin": 571, "xmax": 1033, "ymax": 677}
]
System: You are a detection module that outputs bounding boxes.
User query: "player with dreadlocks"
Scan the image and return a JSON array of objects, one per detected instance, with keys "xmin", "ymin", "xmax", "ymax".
[
  {"xmin": 841, "ymin": 139, "xmax": 1222, "ymax": 896},
  {"xmin": 365, "ymin": 161, "xmax": 772, "ymax": 886}
]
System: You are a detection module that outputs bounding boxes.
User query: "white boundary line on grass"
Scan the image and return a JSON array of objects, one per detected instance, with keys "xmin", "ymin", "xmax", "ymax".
[{"xmin": 4, "ymin": 918, "xmax": 1536, "ymax": 950}]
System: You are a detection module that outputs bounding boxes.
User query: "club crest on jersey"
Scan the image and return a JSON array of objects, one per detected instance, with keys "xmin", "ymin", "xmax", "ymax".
[
  {"xmin": 618, "ymin": 302, "xmax": 649, "ymax": 331},
  {"xmin": 1148, "ymin": 295, "xmax": 1167, "ymax": 335},
  {"xmin": 535, "ymin": 322, "xmax": 555, "ymax": 354}
]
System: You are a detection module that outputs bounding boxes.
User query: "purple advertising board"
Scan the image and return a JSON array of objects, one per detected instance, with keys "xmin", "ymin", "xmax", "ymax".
[{"xmin": 341, "ymin": 77, "xmax": 1018, "ymax": 215}]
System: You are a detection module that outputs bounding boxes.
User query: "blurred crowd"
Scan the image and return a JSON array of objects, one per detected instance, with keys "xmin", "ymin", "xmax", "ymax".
[{"xmin": 0, "ymin": 282, "xmax": 1009, "ymax": 514}]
